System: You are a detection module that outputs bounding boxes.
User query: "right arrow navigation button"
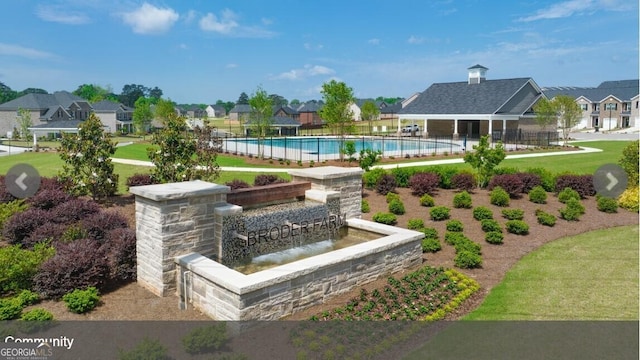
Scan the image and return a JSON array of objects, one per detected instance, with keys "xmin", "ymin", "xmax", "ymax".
[{"xmin": 593, "ymin": 164, "xmax": 628, "ymax": 199}]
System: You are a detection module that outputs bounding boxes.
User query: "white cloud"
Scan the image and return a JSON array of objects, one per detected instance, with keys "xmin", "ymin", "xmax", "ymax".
[
  {"xmin": 0, "ymin": 43, "xmax": 57, "ymax": 60},
  {"xmin": 35, "ymin": 4, "xmax": 90, "ymax": 25},
  {"xmin": 183, "ymin": 10, "xmax": 197, "ymax": 24},
  {"xmin": 407, "ymin": 36, "xmax": 424, "ymax": 44},
  {"xmin": 518, "ymin": 0, "xmax": 632, "ymax": 22},
  {"xmin": 368, "ymin": 38, "xmax": 380, "ymax": 45},
  {"xmin": 271, "ymin": 64, "xmax": 335, "ymax": 80},
  {"xmin": 304, "ymin": 42, "xmax": 324, "ymax": 51},
  {"xmin": 199, "ymin": 9, "xmax": 238, "ymax": 34},
  {"xmin": 226, "ymin": 63, "xmax": 238, "ymax": 69},
  {"xmin": 120, "ymin": 3, "xmax": 179, "ymax": 35}
]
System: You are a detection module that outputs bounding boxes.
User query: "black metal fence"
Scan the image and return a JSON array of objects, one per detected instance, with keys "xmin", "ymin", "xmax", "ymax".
[{"xmin": 493, "ymin": 130, "xmax": 559, "ymax": 147}]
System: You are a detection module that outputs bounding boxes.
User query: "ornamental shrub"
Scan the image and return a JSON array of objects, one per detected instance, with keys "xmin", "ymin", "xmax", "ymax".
[
  {"xmin": 386, "ymin": 192, "xmax": 400, "ymax": 203},
  {"xmin": 62, "ymin": 287, "xmax": 100, "ymax": 314},
  {"xmin": 421, "ymin": 227, "xmax": 439, "ymax": 240},
  {"xmin": 480, "ymin": 219, "xmax": 502, "ymax": 233},
  {"xmin": 516, "ymin": 172, "xmax": 542, "ymax": 193},
  {"xmin": 419, "ymin": 194, "xmax": 435, "ymax": 207},
  {"xmin": 472, "ymin": 206, "xmax": 493, "ymax": 220},
  {"xmin": 558, "ymin": 187, "xmax": 581, "ymax": 204},
  {"xmin": 0, "ymin": 243, "xmax": 55, "ymax": 294},
  {"xmin": 2, "ymin": 208, "xmax": 53, "ymax": 245},
  {"xmin": 20, "ymin": 308, "xmax": 53, "ymax": 321},
  {"xmin": 619, "ymin": 140, "xmax": 639, "ymax": 187},
  {"xmin": 618, "ymin": 186, "xmax": 639, "ymax": 212},
  {"xmin": 390, "ymin": 167, "xmax": 417, "ymax": 188},
  {"xmin": 429, "ymin": 166, "xmax": 459, "ymax": 189},
  {"xmin": 81, "ymin": 210, "xmax": 128, "ymax": 242},
  {"xmin": 444, "ymin": 232, "xmax": 468, "ymax": 246},
  {"xmin": 50, "ymin": 198, "xmax": 101, "ymax": 225},
  {"xmin": 375, "ymin": 174, "xmax": 397, "ymax": 195},
  {"xmin": 361, "ymin": 200, "xmax": 370, "ymax": 213},
  {"xmin": 505, "ymin": 220, "xmax": 529, "ymax": 235},
  {"xmin": 23, "ymin": 223, "xmax": 67, "ymax": 249},
  {"xmin": 119, "ymin": 338, "xmax": 169, "ymax": 360},
  {"xmin": 15, "ymin": 290, "xmax": 40, "ymax": 307},
  {"xmin": 126, "ymin": 173, "xmax": 157, "ymax": 188},
  {"xmin": 33, "ymin": 239, "xmax": 109, "ymax": 299},
  {"xmin": 409, "ymin": 172, "xmax": 440, "ymax": 196},
  {"xmin": 407, "ymin": 218, "xmax": 424, "ymax": 230},
  {"xmin": 485, "ymin": 231, "xmax": 504, "ymax": 245},
  {"xmin": 488, "ymin": 174, "xmax": 524, "ymax": 198},
  {"xmin": 452, "ymin": 191, "xmax": 472, "ymax": 209},
  {"xmin": 446, "ymin": 220, "xmax": 464, "ymax": 232},
  {"xmin": 451, "ymin": 172, "xmax": 476, "ymax": 192},
  {"xmin": 225, "ymin": 179, "xmax": 250, "ymax": 190},
  {"xmin": 535, "ymin": 209, "xmax": 556, "ymax": 227},
  {"xmin": 362, "ymin": 168, "xmax": 386, "ymax": 189},
  {"xmin": 372, "ymin": 212, "xmax": 397, "ymax": 225},
  {"xmin": 0, "ymin": 200, "xmax": 28, "ymax": 233},
  {"xmin": 19, "ymin": 308, "xmax": 55, "ymax": 333},
  {"xmin": 454, "ymin": 250, "xmax": 482, "ymax": 269},
  {"xmin": 254, "ymin": 174, "xmax": 288, "ymax": 186},
  {"xmin": 559, "ymin": 198, "xmax": 585, "ymax": 221},
  {"xmin": 27, "ymin": 189, "xmax": 71, "ymax": 210},
  {"xmin": 454, "ymin": 238, "xmax": 482, "ymax": 255},
  {"xmin": 421, "ymin": 238, "xmax": 442, "ymax": 253},
  {"xmin": 525, "ymin": 167, "xmax": 556, "ymax": 192},
  {"xmin": 104, "ymin": 228, "xmax": 137, "ymax": 282},
  {"xmin": 489, "ymin": 187, "xmax": 510, "ymax": 207},
  {"xmin": 528, "ymin": 185, "xmax": 547, "ymax": 204},
  {"xmin": 501, "ymin": 209, "xmax": 524, "ymax": 220},
  {"xmin": 182, "ymin": 323, "xmax": 228, "ymax": 354},
  {"xmin": 429, "ymin": 206, "xmax": 450, "ymax": 221},
  {"xmin": 596, "ymin": 196, "xmax": 618, "ymax": 213},
  {"xmin": 555, "ymin": 174, "xmax": 595, "ymax": 198},
  {"xmin": 388, "ymin": 199, "xmax": 406, "ymax": 215},
  {"xmin": 493, "ymin": 167, "xmax": 519, "ymax": 175},
  {"xmin": 0, "ymin": 298, "xmax": 23, "ymax": 320}
]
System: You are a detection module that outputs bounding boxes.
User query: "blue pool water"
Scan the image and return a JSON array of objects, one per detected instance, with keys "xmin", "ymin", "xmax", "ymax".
[{"xmin": 224, "ymin": 136, "xmax": 459, "ymax": 156}]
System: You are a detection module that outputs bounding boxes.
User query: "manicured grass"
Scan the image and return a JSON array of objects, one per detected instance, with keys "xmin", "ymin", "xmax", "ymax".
[{"xmin": 464, "ymin": 225, "xmax": 639, "ymax": 320}]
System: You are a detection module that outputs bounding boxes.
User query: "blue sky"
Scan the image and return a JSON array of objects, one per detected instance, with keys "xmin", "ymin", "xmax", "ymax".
[{"xmin": 0, "ymin": 0, "xmax": 637, "ymax": 104}]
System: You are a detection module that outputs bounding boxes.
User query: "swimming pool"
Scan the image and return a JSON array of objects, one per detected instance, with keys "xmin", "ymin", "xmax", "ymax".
[{"xmin": 222, "ymin": 136, "xmax": 462, "ymax": 161}]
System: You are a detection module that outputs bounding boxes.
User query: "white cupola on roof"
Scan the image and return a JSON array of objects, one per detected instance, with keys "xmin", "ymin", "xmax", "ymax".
[{"xmin": 468, "ymin": 64, "xmax": 488, "ymax": 84}]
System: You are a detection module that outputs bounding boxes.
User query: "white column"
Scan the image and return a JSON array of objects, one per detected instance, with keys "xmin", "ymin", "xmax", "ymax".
[
  {"xmin": 423, "ymin": 119, "xmax": 428, "ymax": 138},
  {"xmin": 488, "ymin": 118, "xmax": 493, "ymax": 137},
  {"xmin": 453, "ymin": 119, "xmax": 459, "ymax": 139},
  {"xmin": 502, "ymin": 119, "xmax": 507, "ymax": 131},
  {"xmin": 397, "ymin": 117, "xmax": 402, "ymax": 135},
  {"xmin": 33, "ymin": 132, "xmax": 37, "ymax": 146}
]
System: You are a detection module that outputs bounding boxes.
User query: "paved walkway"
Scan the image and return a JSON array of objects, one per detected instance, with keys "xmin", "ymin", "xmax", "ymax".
[
  {"xmin": 0, "ymin": 145, "xmax": 29, "ymax": 157},
  {"xmin": 111, "ymin": 145, "xmax": 604, "ymax": 172}
]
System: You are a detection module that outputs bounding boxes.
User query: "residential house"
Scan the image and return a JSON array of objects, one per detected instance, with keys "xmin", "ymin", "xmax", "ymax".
[
  {"xmin": 228, "ymin": 104, "xmax": 251, "ymax": 122},
  {"xmin": 349, "ymin": 99, "xmax": 377, "ymax": 121},
  {"xmin": 273, "ymin": 105, "xmax": 299, "ymax": 122},
  {"xmin": 91, "ymin": 100, "xmax": 134, "ymax": 134},
  {"xmin": 542, "ymin": 80, "xmax": 639, "ymax": 131},
  {"xmin": 243, "ymin": 116, "xmax": 301, "ymax": 136},
  {"xmin": 182, "ymin": 105, "xmax": 207, "ymax": 119},
  {"xmin": 205, "ymin": 104, "xmax": 226, "ymax": 118},
  {"xmin": 398, "ymin": 65, "xmax": 547, "ymax": 139},
  {"xmin": 379, "ymin": 102, "xmax": 402, "ymax": 121},
  {"xmin": 0, "ymin": 91, "xmax": 93, "ymax": 138},
  {"xmin": 297, "ymin": 101, "xmax": 323, "ymax": 127}
]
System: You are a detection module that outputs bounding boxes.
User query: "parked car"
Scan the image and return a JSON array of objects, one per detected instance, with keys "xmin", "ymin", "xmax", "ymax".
[{"xmin": 402, "ymin": 124, "xmax": 420, "ymax": 133}]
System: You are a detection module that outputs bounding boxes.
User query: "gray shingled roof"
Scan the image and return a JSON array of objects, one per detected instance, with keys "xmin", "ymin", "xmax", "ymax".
[
  {"xmin": 298, "ymin": 102, "xmax": 322, "ymax": 112},
  {"xmin": 91, "ymin": 100, "xmax": 129, "ymax": 112},
  {"xmin": 399, "ymin": 78, "xmax": 535, "ymax": 115},
  {"xmin": 230, "ymin": 104, "xmax": 252, "ymax": 113},
  {"xmin": 29, "ymin": 120, "xmax": 84, "ymax": 130},
  {"xmin": 543, "ymin": 79, "xmax": 639, "ymax": 102},
  {"xmin": 0, "ymin": 91, "xmax": 88, "ymax": 110},
  {"xmin": 271, "ymin": 116, "xmax": 301, "ymax": 127}
]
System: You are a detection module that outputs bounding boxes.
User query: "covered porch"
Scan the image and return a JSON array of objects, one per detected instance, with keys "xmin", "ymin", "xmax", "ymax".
[{"xmin": 397, "ymin": 115, "xmax": 521, "ymax": 140}]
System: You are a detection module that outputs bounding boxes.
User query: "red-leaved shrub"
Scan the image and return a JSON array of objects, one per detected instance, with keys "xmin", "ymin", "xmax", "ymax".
[
  {"xmin": 22, "ymin": 222, "xmax": 67, "ymax": 249},
  {"xmin": 50, "ymin": 199, "xmax": 101, "ymax": 225},
  {"xmin": 2, "ymin": 208, "xmax": 53, "ymax": 245},
  {"xmin": 103, "ymin": 228, "xmax": 137, "ymax": 282},
  {"xmin": 225, "ymin": 179, "xmax": 250, "ymax": 190},
  {"xmin": 33, "ymin": 239, "xmax": 109, "ymax": 299},
  {"xmin": 27, "ymin": 189, "xmax": 72, "ymax": 210},
  {"xmin": 376, "ymin": 174, "xmax": 397, "ymax": 195},
  {"xmin": 488, "ymin": 174, "xmax": 524, "ymax": 198},
  {"xmin": 451, "ymin": 173, "xmax": 476, "ymax": 192},
  {"xmin": 126, "ymin": 174, "xmax": 157, "ymax": 188},
  {"xmin": 409, "ymin": 172, "xmax": 441, "ymax": 196},
  {"xmin": 81, "ymin": 210, "xmax": 128, "ymax": 242},
  {"xmin": 253, "ymin": 174, "xmax": 288, "ymax": 186},
  {"xmin": 516, "ymin": 173, "xmax": 541, "ymax": 193},
  {"xmin": 555, "ymin": 174, "xmax": 595, "ymax": 198}
]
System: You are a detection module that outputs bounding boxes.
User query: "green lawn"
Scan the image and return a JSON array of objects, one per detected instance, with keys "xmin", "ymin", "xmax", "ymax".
[{"xmin": 463, "ymin": 225, "xmax": 639, "ymax": 320}]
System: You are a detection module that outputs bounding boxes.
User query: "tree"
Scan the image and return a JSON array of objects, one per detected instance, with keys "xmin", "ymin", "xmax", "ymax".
[
  {"xmin": 16, "ymin": 108, "xmax": 32, "ymax": 141},
  {"xmin": 248, "ymin": 86, "xmax": 273, "ymax": 158},
  {"xmin": 290, "ymin": 99, "xmax": 301, "ymax": 107},
  {"xmin": 237, "ymin": 92, "xmax": 249, "ymax": 105},
  {"xmin": 17, "ymin": 88, "xmax": 48, "ymax": 97},
  {"xmin": 148, "ymin": 86, "xmax": 163, "ymax": 100},
  {"xmin": 319, "ymin": 80, "xmax": 355, "ymax": 161},
  {"xmin": 154, "ymin": 98, "xmax": 177, "ymax": 123},
  {"xmin": 72, "ymin": 84, "xmax": 111, "ymax": 103},
  {"xmin": 147, "ymin": 113, "xmax": 221, "ymax": 183},
  {"xmin": 58, "ymin": 113, "xmax": 118, "ymax": 200},
  {"xmin": 0, "ymin": 82, "xmax": 17, "ymax": 104},
  {"xmin": 269, "ymin": 94, "xmax": 288, "ymax": 107},
  {"xmin": 532, "ymin": 97, "xmax": 556, "ymax": 130},
  {"xmin": 619, "ymin": 140, "xmax": 639, "ymax": 188},
  {"xmin": 133, "ymin": 97, "xmax": 153, "ymax": 134},
  {"xmin": 216, "ymin": 100, "xmax": 234, "ymax": 115},
  {"xmin": 463, "ymin": 135, "xmax": 506, "ymax": 188},
  {"xmin": 119, "ymin": 84, "xmax": 148, "ymax": 107},
  {"xmin": 360, "ymin": 101, "xmax": 380, "ymax": 135},
  {"xmin": 359, "ymin": 149, "xmax": 382, "ymax": 172}
]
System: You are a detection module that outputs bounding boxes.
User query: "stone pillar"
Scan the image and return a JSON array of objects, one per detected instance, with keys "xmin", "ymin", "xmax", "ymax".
[
  {"xmin": 130, "ymin": 181, "xmax": 230, "ymax": 297},
  {"xmin": 288, "ymin": 166, "xmax": 364, "ymax": 219}
]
